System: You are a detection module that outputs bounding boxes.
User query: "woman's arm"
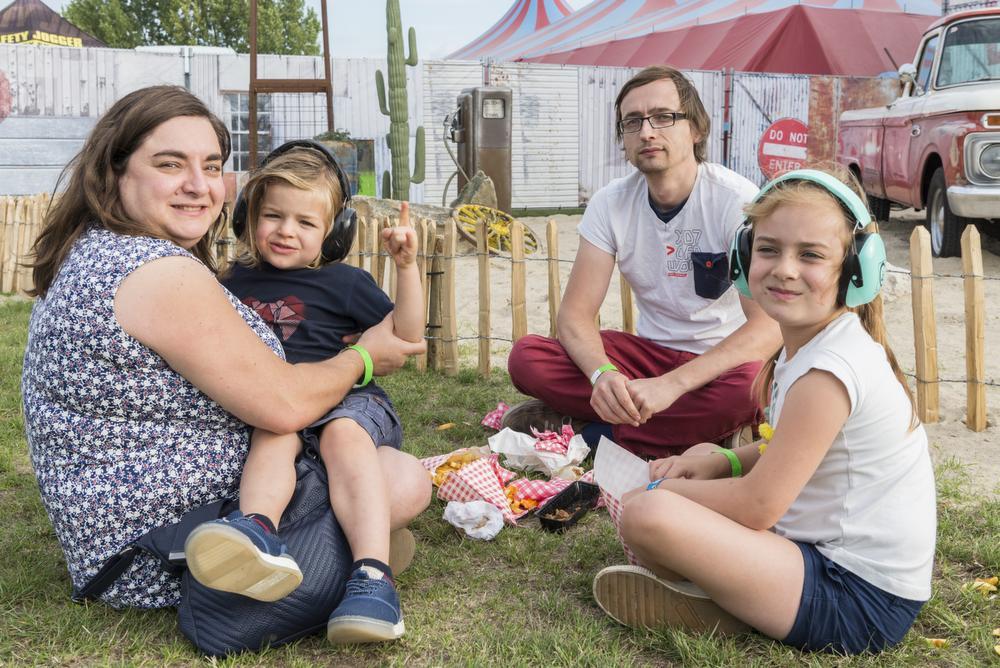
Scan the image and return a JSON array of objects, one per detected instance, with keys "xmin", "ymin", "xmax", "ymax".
[
  {"xmin": 648, "ymin": 369, "xmax": 851, "ymax": 530},
  {"xmin": 114, "ymin": 255, "xmax": 424, "ymax": 433}
]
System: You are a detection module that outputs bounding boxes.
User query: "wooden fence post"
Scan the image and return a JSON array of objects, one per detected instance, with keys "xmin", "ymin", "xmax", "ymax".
[
  {"xmin": 346, "ymin": 216, "xmax": 361, "ymax": 268},
  {"xmin": 356, "ymin": 216, "xmax": 368, "ymax": 270},
  {"xmin": 620, "ymin": 276, "xmax": 635, "ymax": 335},
  {"xmin": 511, "ymin": 221, "xmax": 527, "ymax": 342},
  {"xmin": 0, "ymin": 198, "xmax": 8, "ymax": 291},
  {"xmin": 18, "ymin": 195, "xmax": 39, "ymax": 294},
  {"xmin": 11, "ymin": 197, "xmax": 28, "ymax": 294},
  {"xmin": 427, "ymin": 234, "xmax": 445, "ymax": 370},
  {"xmin": 369, "ymin": 218, "xmax": 382, "ymax": 287},
  {"xmin": 415, "ymin": 219, "xmax": 430, "ymax": 372},
  {"xmin": 442, "ymin": 220, "xmax": 459, "ymax": 376},
  {"xmin": 476, "ymin": 217, "xmax": 491, "ymax": 376},
  {"xmin": 909, "ymin": 227, "xmax": 939, "ymax": 423},
  {"xmin": 961, "ymin": 226, "xmax": 986, "ymax": 431},
  {"xmin": 546, "ymin": 219, "xmax": 560, "ymax": 339}
]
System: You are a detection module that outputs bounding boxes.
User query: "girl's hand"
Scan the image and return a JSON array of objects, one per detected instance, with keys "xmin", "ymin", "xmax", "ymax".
[
  {"xmin": 382, "ymin": 201, "xmax": 418, "ymax": 268},
  {"xmin": 649, "ymin": 451, "xmax": 727, "ymax": 481}
]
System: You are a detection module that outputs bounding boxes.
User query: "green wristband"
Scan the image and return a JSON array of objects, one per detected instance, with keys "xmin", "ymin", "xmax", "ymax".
[
  {"xmin": 589, "ymin": 363, "xmax": 619, "ymax": 386},
  {"xmin": 715, "ymin": 447, "xmax": 742, "ymax": 478},
  {"xmin": 347, "ymin": 344, "xmax": 373, "ymax": 388}
]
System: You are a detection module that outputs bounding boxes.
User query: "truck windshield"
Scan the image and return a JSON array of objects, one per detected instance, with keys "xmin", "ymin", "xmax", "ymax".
[{"xmin": 937, "ymin": 18, "xmax": 1000, "ymax": 87}]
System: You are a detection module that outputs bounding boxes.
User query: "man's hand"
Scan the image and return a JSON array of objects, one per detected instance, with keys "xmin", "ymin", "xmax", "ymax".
[
  {"xmin": 382, "ymin": 201, "xmax": 418, "ymax": 267},
  {"xmin": 626, "ymin": 373, "xmax": 686, "ymax": 422},
  {"xmin": 649, "ymin": 449, "xmax": 728, "ymax": 481},
  {"xmin": 590, "ymin": 371, "xmax": 642, "ymax": 426}
]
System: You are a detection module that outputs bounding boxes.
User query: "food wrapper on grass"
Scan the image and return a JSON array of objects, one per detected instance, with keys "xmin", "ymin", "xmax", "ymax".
[
  {"xmin": 422, "ymin": 449, "xmax": 529, "ymax": 523},
  {"xmin": 488, "ymin": 427, "xmax": 589, "ymax": 478},
  {"xmin": 480, "ymin": 402, "xmax": 510, "ymax": 430},
  {"xmin": 421, "ymin": 446, "xmax": 491, "ymax": 487},
  {"xmin": 443, "ymin": 500, "xmax": 504, "ymax": 540}
]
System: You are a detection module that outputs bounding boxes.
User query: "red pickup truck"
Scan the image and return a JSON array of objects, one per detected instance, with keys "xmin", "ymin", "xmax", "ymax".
[{"xmin": 837, "ymin": 9, "xmax": 1000, "ymax": 257}]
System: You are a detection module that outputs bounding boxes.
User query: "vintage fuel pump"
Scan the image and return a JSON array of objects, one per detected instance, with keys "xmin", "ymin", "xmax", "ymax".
[{"xmin": 444, "ymin": 86, "xmax": 512, "ymax": 212}]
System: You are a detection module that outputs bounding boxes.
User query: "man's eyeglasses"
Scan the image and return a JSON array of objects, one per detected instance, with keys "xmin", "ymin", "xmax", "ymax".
[{"xmin": 617, "ymin": 112, "xmax": 687, "ymax": 134}]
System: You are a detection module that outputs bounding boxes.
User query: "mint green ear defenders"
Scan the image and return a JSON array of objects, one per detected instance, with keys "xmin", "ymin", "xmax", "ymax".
[{"xmin": 728, "ymin": 169, "xmax": 886, "ymax": 308}]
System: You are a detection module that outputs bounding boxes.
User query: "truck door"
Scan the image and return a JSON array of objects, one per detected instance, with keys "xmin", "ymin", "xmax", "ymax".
[{"xmin": 883, "ymin": 32, "xmax": 939, "ymax": 204}]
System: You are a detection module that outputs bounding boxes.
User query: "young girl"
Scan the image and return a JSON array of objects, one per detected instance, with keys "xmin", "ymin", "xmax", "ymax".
[
  {"xmin": 591, "ymin": 166, "xmax": 936, "ymax": 655},
  {"xmin": 184, "ymin": 142, "xmax": 430, "ymax": 645}
]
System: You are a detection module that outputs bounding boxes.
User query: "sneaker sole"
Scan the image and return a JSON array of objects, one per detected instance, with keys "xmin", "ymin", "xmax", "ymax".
[
  {"xmin": 388, "ymin": 528, "xmax": 416, "ymax": 576},
  {"xmin": 593, "ymin": 565, "xmax": 749, "ymax": 636},
  {"xmin": 327, "ymin": 616, "xmax": 405, "ymax": 644},
  {"xmin": 185, "ymin": 523, "xmax": 303, "ymax": 602}
]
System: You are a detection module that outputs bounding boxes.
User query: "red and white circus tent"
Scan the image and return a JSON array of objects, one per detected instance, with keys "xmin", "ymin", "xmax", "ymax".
[
  {"xmin": 448, "ymin": 0, "xmax": 576, "ymax": 60},
  {"xmin": 527, "ymin": 5, "xmax": 938, "ymax": 76},
  {"xmin": 451, "ymin": 0, "xmax": 941, "ymax": 63}
]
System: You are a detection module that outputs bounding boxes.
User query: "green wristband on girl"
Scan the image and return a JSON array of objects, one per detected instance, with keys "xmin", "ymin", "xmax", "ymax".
[{"xmin": 347, "ymin": 344, "xmax": 373, "ymax": 388}]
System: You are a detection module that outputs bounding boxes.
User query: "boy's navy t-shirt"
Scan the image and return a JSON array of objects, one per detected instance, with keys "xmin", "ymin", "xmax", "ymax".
[{"xmin": 222, "ymin": 261, "xmax": 394, "ymax": 366}]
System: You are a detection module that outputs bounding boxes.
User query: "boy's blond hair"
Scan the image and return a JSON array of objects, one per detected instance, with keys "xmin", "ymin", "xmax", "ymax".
[{"xmin": 236, "ymin": 147, "xmax": 344, "ymax": 269}]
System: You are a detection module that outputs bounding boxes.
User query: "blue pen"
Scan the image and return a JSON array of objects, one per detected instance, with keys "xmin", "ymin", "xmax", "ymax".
[{"xmin": 646, "ymin": 477, "xmax": 666, "ymax": 490}]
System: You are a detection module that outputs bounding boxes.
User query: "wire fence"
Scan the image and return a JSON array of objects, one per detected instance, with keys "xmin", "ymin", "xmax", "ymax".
[{"xmin": 2, "ymin": 196, "xmax": 996, "ymax": 430}]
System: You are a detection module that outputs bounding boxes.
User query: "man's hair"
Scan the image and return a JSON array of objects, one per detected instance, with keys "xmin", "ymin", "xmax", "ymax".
[
  {"xmin": 30, "ymin": 85, "xmax": 231, "ymax": 296},
  {"xmin": 614, "ymin": 65, "xmax": 711, "ymax": 163},
  {"xmin": 236, "ymin": 148, "xmax": 343, "ymax": 270}
]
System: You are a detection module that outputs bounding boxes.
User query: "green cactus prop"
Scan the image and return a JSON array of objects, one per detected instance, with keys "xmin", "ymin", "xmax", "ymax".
[{"xmin": 375, "ymin": 0, "xmax": 425, "ymax": 201}]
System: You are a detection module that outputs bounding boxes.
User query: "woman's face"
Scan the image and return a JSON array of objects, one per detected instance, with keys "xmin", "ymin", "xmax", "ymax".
[{"xmin": 118, "ymin": 116, "xmax": 225, "ymax": 249}]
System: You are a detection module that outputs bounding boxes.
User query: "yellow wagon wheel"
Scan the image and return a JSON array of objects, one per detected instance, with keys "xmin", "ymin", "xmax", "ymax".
[{"xmin": 455, "ymin": 204, "xmax": 539, "ymax": 255}]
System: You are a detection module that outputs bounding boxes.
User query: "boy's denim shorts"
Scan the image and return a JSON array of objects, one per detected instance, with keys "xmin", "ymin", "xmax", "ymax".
[
  {"xmin": 300, "ymin": 385, "xmax": 403, "ymax": 451},
  {"xmin": 782, "ymin": 541, "xmax": 925, "ymax": 655}
]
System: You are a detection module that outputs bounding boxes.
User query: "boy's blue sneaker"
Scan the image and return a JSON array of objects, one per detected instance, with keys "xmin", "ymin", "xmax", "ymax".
[
  {"xmin": 184, "ymin": 511, "xmax": 303, "ymax": 602},
  {"xmin": 326, "ymin": 566, "xmax": 405, "ymax": 643}
]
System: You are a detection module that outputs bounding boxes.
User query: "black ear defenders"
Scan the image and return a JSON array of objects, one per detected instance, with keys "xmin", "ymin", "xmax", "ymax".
[
  {"xmin": 231, "ymin": 139, "xmax": 358, "ymax": 264},
  {"xmin": 728, "ymin": 169, "xmax": 886, "ymax": 308}
]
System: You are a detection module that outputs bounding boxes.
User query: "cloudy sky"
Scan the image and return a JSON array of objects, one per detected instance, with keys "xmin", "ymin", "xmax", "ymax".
[{"xmin": 42, "ymin": 0, "xmax": 593, "ymax": 58}]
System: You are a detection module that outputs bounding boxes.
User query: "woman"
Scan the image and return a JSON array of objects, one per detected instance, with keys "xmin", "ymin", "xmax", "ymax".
[{"xmin": 22, "ymin": 85, "xmax": 430, "ymax": 609}]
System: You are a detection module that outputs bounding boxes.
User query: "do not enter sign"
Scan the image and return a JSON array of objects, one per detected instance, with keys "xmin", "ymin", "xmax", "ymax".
[{"xmin": 757, "ymin": 118, "xmax": 808, "ymax": 179}]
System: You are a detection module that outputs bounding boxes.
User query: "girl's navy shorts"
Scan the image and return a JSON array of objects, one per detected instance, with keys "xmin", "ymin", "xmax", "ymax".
[
  {"xmin": 300, "ymin": 385, "xmax": 403, "ymax": 451},
  {"xmin": 782, "ymin": 541, "xmax": 925, "ymax": 655}
]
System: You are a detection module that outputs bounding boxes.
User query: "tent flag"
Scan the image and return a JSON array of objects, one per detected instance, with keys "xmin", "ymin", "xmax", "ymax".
[{"xmin": 0, "ymin": 0, "xmax": 106, "ymax": 48}]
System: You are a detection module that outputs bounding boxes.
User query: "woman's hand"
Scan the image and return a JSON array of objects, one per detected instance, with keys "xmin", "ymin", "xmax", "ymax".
[
  {"xmin": 649, "ymin": 451, "xmax": 727, "ymax": 481},
  {"xmin": 355, "ymin": 312, "xmax": 426, "ymax": 375},
  {"xmin": 382, "ymin": 201, "xmax": 418, "ymax": 268}
]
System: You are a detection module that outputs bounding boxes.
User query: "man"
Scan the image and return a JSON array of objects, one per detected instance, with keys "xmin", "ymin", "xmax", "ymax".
[{"xmin": 504, "ymin": 66, "xmax": 781, "ymax": 459}]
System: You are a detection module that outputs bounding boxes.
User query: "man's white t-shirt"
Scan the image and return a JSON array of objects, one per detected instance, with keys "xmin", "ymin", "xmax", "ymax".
[
  {"xmin": 578, "ymin": 163, "xmax": 758, "ymax": 355},
  {"xmin": 771, "ymin": 312, "xmax": 936, "ymax": 601}
]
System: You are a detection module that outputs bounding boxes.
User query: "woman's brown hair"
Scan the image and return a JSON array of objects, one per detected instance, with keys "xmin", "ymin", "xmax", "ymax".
[
  {"xmin": 747, "ymin": 164, "xmax": 918, "ymax": 427},
  {"xmin": 29, "ymin": 85, "xmax": 231, "ymax": 296}
]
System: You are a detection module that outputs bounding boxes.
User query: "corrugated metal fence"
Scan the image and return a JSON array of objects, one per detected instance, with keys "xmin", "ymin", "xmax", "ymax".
[{"xmin": 0, "ymin": 45, "xmax": 892, "ymax": 201}]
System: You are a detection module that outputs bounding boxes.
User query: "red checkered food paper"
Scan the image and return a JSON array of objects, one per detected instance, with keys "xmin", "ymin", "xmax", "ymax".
[{"xmin": 433, "ymin": 452, "xmax": 530, "ymax": 523}]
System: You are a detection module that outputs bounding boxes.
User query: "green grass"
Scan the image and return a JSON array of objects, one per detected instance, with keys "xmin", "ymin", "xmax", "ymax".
[{"xmin": 1, "ymin": 298, "xmax": 998, "ymax": 666}]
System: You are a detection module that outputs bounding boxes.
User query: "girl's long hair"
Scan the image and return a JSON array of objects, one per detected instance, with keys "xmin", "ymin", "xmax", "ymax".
[
  {"xmin": 748, "ymin": 165, "xmax": 918, "ymax": 427},
  {"xmin": 29, "ymin": 85, "xmax": 231, "ymax": 297}
]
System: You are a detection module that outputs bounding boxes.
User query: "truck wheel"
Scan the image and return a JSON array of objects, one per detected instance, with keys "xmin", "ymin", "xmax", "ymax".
[
  {"xmin": 925, "ymin": 167, "xmax": 967, "ymax": 258},
  {"xmin": 869, "ymin": 195, "xmax": 891, "ymax": 223}
]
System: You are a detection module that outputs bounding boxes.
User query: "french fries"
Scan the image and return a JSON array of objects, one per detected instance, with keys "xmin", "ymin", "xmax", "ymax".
[
  {"xmin": 431, "ymin": 450, "xmax": 482, "ymax": 487},
  {"xmin": 504, "ymin": 484, "xmax": 538, "ymax": 515}
]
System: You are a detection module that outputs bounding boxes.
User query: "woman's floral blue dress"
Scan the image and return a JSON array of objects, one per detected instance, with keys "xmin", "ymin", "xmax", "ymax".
[{"xmin": 22, "ymin": 228, "xmax": 283, "ymax": 608}]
